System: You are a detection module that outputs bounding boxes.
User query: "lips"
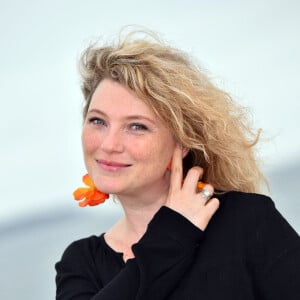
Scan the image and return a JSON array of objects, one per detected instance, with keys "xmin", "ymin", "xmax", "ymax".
[{"xmin": 96, "ymin": 159, "xmax": 132, "ymax": 171}]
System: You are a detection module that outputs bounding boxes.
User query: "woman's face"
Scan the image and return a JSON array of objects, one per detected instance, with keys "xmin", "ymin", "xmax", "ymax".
[{"xmin": 82, "ymin": 79, "xmax": 176, "ymax": 198}]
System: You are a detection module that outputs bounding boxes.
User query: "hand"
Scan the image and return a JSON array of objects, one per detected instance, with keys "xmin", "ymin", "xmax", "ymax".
[{"xmin": 165, "ymin": 145, "xmax": 219, "ymax": 231}]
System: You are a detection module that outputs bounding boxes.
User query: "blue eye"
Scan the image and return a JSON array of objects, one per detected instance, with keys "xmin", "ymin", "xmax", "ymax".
[
  {"xmin": 88, "ymin": 117, "xmax": 106, "ymax": 126},
  {"xmin": 130, "ymin": 123, "xmax": 148, "ymax": 131}
]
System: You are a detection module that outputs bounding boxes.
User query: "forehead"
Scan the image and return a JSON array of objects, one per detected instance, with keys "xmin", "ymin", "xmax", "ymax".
[{"xmin": 90, "ymin": 79, "xmax": 156, "ymax": 117}]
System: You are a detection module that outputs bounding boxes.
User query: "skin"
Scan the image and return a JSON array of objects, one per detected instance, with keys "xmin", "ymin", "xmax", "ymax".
[
  {"xmin": 82, "ymin": 79, "xmax": 176, "ymax": 203},
  {"xmin": 82, "ymin": 79, "xmax": 219, "ymax": 261}
]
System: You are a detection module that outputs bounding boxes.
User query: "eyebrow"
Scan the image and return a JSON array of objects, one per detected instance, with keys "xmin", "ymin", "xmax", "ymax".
[{"xmin": 87, "ymin": 108, "xmax": 157, "ymax": 125}]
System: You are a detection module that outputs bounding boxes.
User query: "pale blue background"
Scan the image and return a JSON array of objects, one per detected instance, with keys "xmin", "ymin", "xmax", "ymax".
[{"xmin": 0, "ymin": 0, "xmax": 299, "ymax": 299}]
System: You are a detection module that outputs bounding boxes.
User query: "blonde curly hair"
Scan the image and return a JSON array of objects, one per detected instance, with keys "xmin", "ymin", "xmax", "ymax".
[{"xmin": 79, "ymin": 30, "xmax": 268, "ymax": 194}]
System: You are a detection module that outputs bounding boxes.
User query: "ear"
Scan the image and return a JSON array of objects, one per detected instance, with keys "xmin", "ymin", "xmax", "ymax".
[{"xmin": 166, "ymin": 147, "xmax": 189, "ymax": 171}]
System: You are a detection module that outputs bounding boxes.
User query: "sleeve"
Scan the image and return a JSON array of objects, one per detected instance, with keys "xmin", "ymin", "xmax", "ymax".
[
  {"xmin": 252, "ymin": 197, "xmax": 300, "ymax": 299},
  {"xmin": 55, "ymin": 206, "xmax": 203, "ymax": 300}
]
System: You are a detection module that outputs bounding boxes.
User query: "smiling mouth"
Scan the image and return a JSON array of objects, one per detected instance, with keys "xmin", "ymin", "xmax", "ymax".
[{"xmin": 97, "ymin": 159, "xmax": 132, "ymax": 170}]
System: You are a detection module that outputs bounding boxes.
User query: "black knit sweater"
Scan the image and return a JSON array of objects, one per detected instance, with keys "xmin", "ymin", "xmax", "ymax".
[{"xmin": 55, "ymin": 192, "xmax": 300, "ymax": 299}]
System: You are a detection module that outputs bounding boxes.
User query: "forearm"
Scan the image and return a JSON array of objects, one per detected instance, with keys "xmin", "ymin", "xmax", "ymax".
[{"xmin": 56, "ymin": 206, "xmax": 203, "ymax": 300}]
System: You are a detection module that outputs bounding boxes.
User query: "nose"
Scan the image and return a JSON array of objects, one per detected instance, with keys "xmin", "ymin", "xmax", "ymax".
[{"xmin": 100, "ymin": 128, "xmax": 124, "ymax": 153}]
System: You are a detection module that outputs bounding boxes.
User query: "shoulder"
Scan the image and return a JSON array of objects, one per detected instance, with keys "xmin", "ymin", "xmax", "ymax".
[
  {"xmin": 55, "ymin": 235, "xmax": 108, "ymax": 295},
  {"xmin": 57, "ymin": 235, "xmax": 103, "ymax": 268},
  {"xmin": 66, "ymin": 235, "xmax": 102, "ymax": 250},
  {"xmin": 215, "ymin": 191, "xmax": 299, "ymax": 244},
  {"xmin": 219, "ymin": 191, "xmax": 273, "ymax": 208},
  {"xmin": 210, "ymin": 191, "xmax": 298, "ymax": 239},
  {"xmin": 217, "ymin": 191, "xmax": 278, "ymax": 222}
]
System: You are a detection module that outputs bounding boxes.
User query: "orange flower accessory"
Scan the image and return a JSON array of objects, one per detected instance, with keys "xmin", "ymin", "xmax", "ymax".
[
  {"xmin": 73, "ymin": 174, "xmax": 109, "ymax": 207},
  {"xmin": 197, "ymin": 181, "xmax": 206, "ymax": 191}
]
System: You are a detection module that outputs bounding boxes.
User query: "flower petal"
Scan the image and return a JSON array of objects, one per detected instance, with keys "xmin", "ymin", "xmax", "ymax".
[
  {"xmin": 92, "ymin": 190, "xmax": 109, "ymax": 200},
  {"xmin": 78, "ymin": 198, "xmax": 90, "ymax": 207},
  {"xmin": 197, "ymin": 181, "xmax": 206, "ymax": 191},
  {"xmin": 78, "ymin": 193, "xmax": 109, "ymax": 207},
  {"xmin": 73, "ymin": 187, "xmax": 91, "ymax": 200},
  {"xmin": 88, "ymin": 197, "xmax": 107, "ymax": 206},
  {"xmin": 82, "ymin": 174, "xmax": 94, "ymax": 187}
]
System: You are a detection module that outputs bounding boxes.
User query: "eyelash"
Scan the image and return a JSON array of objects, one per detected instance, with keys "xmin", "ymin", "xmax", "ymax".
[
  {"xmin": 87, "ymin": 118, "xmax": 148, "ymax": 132},
  {"xmin": 88, "ymin": 117, "xmax": 106, "ymax": 126},
  {"xmin": 130, "ymin": 123, "xmax": 148, "ymax": 131}
]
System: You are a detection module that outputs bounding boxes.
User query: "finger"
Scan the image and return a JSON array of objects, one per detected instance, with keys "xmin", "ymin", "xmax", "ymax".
[
  {"xmin": 198, "ymin": 184, "xmax": 214, "ymax": 202},
  {"xmin": 204, "ymin": 197, "xmax": 220, "ymax": 215},
  {"xmin": 182, "ymin": 167, "xmax": 203, "ymax": 192},
  {"xmin": 169, "ymin": 144, "xmax": 183, "ymax": 192},
  {"xmin": 197, "ymin": 197, "xmax": 220, "ymax": 230}
]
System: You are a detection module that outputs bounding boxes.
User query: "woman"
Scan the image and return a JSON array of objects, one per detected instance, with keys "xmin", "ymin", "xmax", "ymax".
[{"xmin": 55, "ymin": 31, "xmax": 300, "ymax": 299}]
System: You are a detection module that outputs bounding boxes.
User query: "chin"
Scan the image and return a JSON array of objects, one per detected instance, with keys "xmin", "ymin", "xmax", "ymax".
[{"xmin": 95, "ymin": 183, "xmax": 124, "ymax": 195}]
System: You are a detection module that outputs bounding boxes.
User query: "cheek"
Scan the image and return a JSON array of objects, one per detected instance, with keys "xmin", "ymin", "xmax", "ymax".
[
  {"xmin": 81, "ymin": 129, "xmax": 99, "ymax": 155},
  {"xmin": 125, "ymin": 138, "xmax": 151, "ymax": 161},
  {"xmin": 129, "ymin": 138, "xmax": 174, "ymax": 169}
]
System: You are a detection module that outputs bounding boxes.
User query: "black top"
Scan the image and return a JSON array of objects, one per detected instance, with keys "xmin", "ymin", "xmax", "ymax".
[{"xmin": 55, "ymin": 192, "xmax": 300, "ymax": 299}]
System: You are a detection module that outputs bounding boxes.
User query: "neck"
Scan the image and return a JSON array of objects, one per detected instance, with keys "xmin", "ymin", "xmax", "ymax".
[
  {"xmin": 115, "ymin": 173, "xmax": 170, "ymax": 242},
  {"xmin": 121, "ymin": 194, "xmax": 167, "ymax": 239},
  {"xmin": 104, "ymin": 173, "xmax": 170, "ymax": 262}
]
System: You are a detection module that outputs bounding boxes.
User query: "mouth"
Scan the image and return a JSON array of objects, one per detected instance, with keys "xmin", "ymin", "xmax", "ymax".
[{"xmin": 96, "ymin": 159, "xmax": 132, "ymax": 171}]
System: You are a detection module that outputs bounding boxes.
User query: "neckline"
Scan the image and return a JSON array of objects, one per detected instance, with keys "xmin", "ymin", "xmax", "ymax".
[{"xmin": 100, "ymin": 233, "xmax": 126, "ymax": 264}]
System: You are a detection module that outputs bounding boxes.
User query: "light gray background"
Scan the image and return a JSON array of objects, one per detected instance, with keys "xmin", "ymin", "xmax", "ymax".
[{"xmin": 0, "ymin": 0, "xmax": 299, "ymax": 299}]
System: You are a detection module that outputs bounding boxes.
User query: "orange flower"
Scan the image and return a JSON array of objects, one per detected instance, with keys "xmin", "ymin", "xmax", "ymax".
[
  {"xmin": 197, "ymin": 181, "xmax": 206, "ymax": 191},
  {"xmin": 73, "ymin": 174, "xmax": 109, "ymax": 207}
]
